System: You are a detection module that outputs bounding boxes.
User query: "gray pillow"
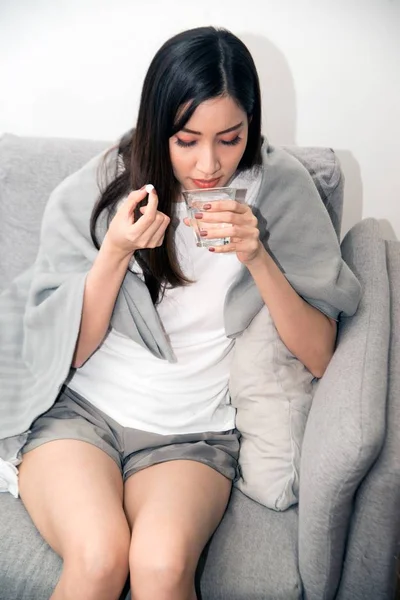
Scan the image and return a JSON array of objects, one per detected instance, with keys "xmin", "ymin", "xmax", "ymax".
[{"xmin": 230, "ymin": 305, "xmax": 315, "ymax": 511}]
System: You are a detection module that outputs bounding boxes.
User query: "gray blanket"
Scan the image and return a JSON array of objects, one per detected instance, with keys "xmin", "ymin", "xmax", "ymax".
[{"xmin": 0, "ymin": 142, "xmax": 362, "ymax": 495}]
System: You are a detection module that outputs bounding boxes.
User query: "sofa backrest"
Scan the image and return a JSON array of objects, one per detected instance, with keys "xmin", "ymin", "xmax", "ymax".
[{"xmin": 0, "ymin": 133, "xmax": 344, "ymax": 292}]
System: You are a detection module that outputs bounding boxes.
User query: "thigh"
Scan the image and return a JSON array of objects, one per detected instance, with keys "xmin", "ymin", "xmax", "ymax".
[
  {"xmin": 124, "ymin": 460, "xmax": 232, "ymax": 569},
  {"xmin": 19, "ymin": 440, "xmax": 129, "ymax": 559}
]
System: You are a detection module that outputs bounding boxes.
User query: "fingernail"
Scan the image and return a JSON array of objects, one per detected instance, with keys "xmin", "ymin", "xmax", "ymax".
[
  {"xmin": 208, "ymin": 247, "xmax": 215, "ymax": 252},
  {"xmin": 203, "ymin": 203, "xmax": 212, "ymax": 210},
  {"xmin": 200, "ymin": 230, "xmax": 208, "ymax": 237},
  {"xmin": 194, "ymin": 213, "xmax": 203, "ymax": 219},
  {"xmin": 145, "ymin": 184, "xmax": 154, "ymax": 194},
  {"xmin": 139, "ymin": 185, "xmax": 146, "ymax": 190}
]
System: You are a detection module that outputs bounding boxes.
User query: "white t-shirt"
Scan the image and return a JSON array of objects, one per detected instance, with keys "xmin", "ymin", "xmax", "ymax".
[{"xmin": 68, "ymin": 202, "xmax": 243, "ymax": 434}]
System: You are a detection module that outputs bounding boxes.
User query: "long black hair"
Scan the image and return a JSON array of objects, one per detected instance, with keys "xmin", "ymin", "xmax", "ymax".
[{"xmin": 91, "ymin": 26, "xmax": 263, "ymax": 303}]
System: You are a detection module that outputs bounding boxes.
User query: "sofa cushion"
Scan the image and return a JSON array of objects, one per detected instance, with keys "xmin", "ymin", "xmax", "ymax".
[
  {"xmin": 335, "ymin": 239, "xmax": 400, "ymax": 600},
  {"xmin": 199, "ymin": 488, "xmax": 301, "ymax": 600},
  {"xmin": 298, "ymin": 218, "xmax": 390, "ymax": 600},
  {"xmin": 0, "ymin": 493, "xmax": 61, "ymax": 599},
  {"xmin": 230, "ymin": 306, "xmax": 314, "ymax": 511},
  {"xmin": 0, "ymin": 134, "xmax": 109, "ymax": 291}
]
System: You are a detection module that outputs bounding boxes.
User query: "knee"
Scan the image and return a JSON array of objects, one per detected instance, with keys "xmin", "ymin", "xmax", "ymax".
[
  {"xmin": 129, "ymin": 538, "xmax": 193, "ymax": 598},
  {"xmin": 81, "ymin": 540, "xmax": 129, "ymax": 583},
  {"xmin": 65, "ymin": 531, "xmax": 130, "ymax": 593}
]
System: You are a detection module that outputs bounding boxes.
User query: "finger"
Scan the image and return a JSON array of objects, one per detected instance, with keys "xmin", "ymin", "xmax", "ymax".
[
  {"xmin": 133, "ymin": 185, "xmax": 159, "ymax": 223},
  {"xmin": 194, "ymin": 211, "xmax": 247, "ymax": 225},
  {"xmin": 137, "ymin": 209, "xmax": 169, "ymax": 241},
  {"xmin": 139, "ymin": 206, "xmax": 165, "ymax": 219},
  {"xmin": 132, "ymin": 193, "xmax": 162, "ymax": 237},
  {"xmin": 152, "ymin": 225, "xmax": 169, "ymax": 247},
  {"xmin": 183, "ymin": 217, "xmax": 190, "ymax": 227},
  {"xmin": 201, "ymin": 200, "xmax": 247, "ymax": 214},
  {"xmin": 134, "ymin": 213, "xmax": 170, "ymax": 245},
  {"xmin": 199, "ymin": 225, "xmax": 257, "ymax": 240},
  {"xmin": 208, "ymin": 243, "xmax": 237, "ymax": 254},
  {"xmin": 122, "ymin": 184, "xmax": 155, "ymax": 216},
  {"xmin": 138, "ymin": 188, "xmax": 159, "ymax": 215},
  {"xmin": 145, "ymin": 215, "xmax": 170, "ymax": 247},
  {"xmin": 209, "ymin": 239, "xmax": 260, "ymax": 256}
]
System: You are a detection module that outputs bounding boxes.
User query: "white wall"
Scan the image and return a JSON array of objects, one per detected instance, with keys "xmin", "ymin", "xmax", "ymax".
[{"xmin": 0, "ymin": 0, "xmax": 399, "ymax": 239}]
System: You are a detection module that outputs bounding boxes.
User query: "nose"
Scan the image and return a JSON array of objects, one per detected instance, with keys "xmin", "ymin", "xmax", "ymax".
[{"xmin": 196, "ymin": 144, "xmax": 220, "ymax": 177}]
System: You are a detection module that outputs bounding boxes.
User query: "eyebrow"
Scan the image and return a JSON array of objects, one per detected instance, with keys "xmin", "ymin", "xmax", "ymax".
[{"xmin": 181, "ymin": 121, "xmax": 244, "ymax": 136}]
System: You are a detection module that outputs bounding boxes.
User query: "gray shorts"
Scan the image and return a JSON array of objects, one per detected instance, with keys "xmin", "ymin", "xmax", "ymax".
[{"xmin": 22, "ymin": 386, "xmax": 240, "ymax": 482}]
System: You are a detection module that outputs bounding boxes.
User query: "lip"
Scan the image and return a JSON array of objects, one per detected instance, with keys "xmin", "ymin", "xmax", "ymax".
[{"xmin": 191, "ymin": 177, "xmax": 221, "ymax": 189}]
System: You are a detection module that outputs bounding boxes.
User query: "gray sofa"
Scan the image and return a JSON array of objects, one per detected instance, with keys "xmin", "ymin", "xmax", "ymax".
[{"xmin": 0, "ymin": 133, "xmax": 399, "ymax": 600}]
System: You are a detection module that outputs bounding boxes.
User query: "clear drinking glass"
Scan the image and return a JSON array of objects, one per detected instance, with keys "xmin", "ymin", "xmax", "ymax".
[{"xmin": 182, "ymin": 187, "xmax": 246, "ymax": 248}]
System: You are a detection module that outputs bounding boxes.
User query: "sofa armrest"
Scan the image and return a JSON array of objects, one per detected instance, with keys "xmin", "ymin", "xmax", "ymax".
[
  {"xmin": 298, "ymin": 219, "xmax": 391, "ymax": 600},
  {"xmin": 335, "ymin": 240, "xmax": 400, "ymax": 600}
]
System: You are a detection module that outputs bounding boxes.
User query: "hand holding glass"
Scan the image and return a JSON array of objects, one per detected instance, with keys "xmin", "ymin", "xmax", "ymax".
[{"xmin": 182, "ymin": 187, "xmax": 246, "ymax": 248}]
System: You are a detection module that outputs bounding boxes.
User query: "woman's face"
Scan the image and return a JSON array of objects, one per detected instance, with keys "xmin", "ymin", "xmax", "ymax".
[{"xmin": 169, "ymin": 95, "xmax": 249, "ymax": 191}]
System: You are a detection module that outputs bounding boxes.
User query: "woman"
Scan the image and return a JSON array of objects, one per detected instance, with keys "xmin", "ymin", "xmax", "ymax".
[{"xmin": 17, "ymin": 26, "xmax": 358, "ymax": 600}]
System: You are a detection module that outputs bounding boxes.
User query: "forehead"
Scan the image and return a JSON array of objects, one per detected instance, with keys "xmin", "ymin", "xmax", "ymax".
[{"xmin": 182, "ymin": 96, "xmax": 246, "ymax": 133}]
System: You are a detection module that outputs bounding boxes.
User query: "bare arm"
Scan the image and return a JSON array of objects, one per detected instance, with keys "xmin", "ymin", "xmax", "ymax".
[
  {"xmin": 72, "ymin": 185, "xmax": 169, "ymax": 368},
  {"xmin": 72, "ymin": 240, "xmax": 132, "ymax": 368},
  {"xmin": 246, "ymin": 247, "xmax": 337, "ymax": 379}
]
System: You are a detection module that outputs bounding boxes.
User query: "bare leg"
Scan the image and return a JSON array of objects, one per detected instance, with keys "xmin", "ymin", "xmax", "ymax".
[
  {"xmin": 124, "ymin": 460, "xmax": 232, "ymax": 600},
  {"xmin": 19, "ymin": 440, "xmax": 130, "ymax": 600}
]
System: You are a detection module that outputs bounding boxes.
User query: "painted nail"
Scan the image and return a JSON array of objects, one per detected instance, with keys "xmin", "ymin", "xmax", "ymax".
[
  {"xmin": 200, "ymin": 230, "xmax": 208, "ymax": 237},
  {"xmin": 202, "ymin": 203, "xmax": 212, "ymax": 210},
  {"xmin": 194, "ymin": 213, "xmax": 203, "ymax": 219},
  {"xmin": 208, "ymin": 247, "xmax": 215, "ymax": 252}
]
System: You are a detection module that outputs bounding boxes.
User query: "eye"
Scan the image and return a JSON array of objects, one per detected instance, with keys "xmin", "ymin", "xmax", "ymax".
[
  {"xmin": 175, "ymin": 138, "xmax": 197, "ymax": 148},
  {"xmin": 220, "ymin": 136, "xmax": 242, "ymax": 146}
]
